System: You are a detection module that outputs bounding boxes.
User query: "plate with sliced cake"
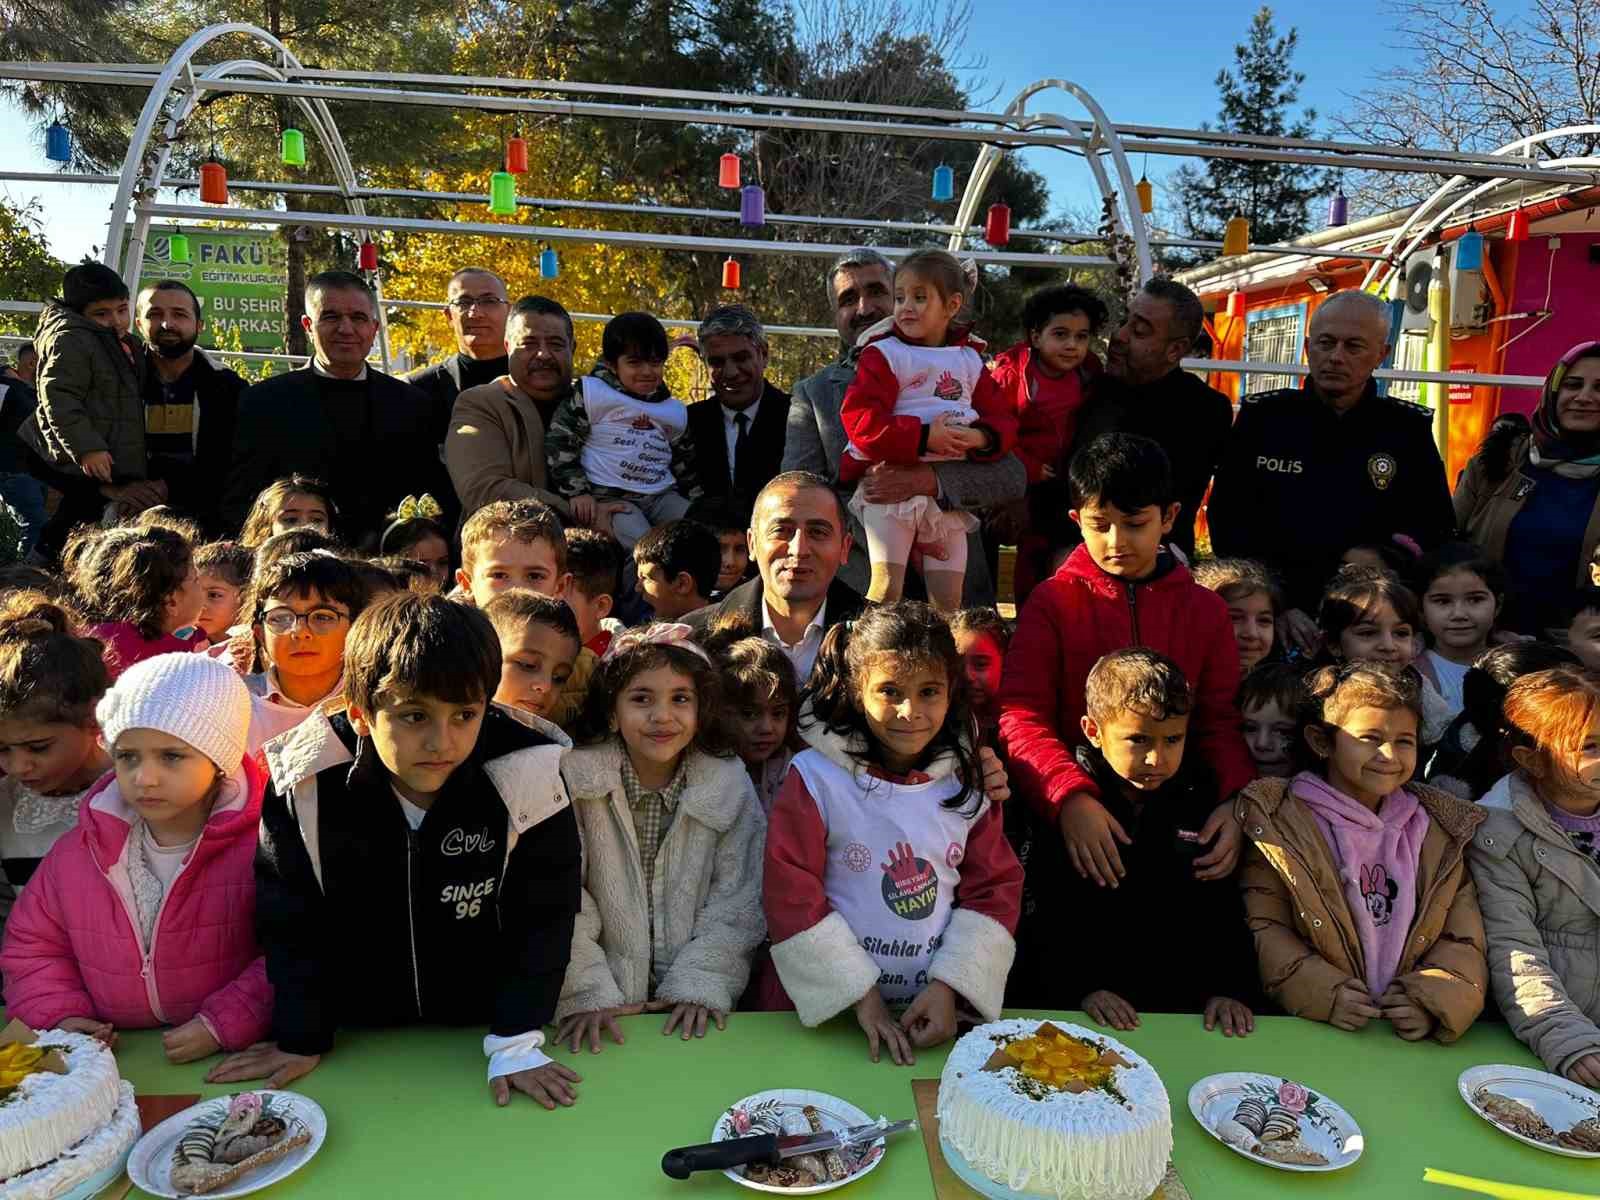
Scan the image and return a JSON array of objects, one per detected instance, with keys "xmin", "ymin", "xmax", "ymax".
[
  {"xmin": 126, "ymin": 1090, "xmax": 325, "ymax": 1197},
  {"xmin": 1460, "ymin": 1064, "xmax": 1600, "ymax": 1157},
  {"xmin": 1188, "ymin": 1073, "xmax": 1363, "ymax": 1172},
  {"xmin": 709, "ymin": 1089, "xmax": 891, "ymax": 1194}
]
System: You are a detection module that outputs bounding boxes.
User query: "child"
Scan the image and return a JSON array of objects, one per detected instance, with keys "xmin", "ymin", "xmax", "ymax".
[
  {"xmin": 764, "ymin": 602, "xmax": 1021, "ymax": 1064},
  {"xmin": 634, "ymin": 519, "xmax": 718, "ymax": 621},
  {"xmin": 1192, "ymin": 558, "xmax": 1280, "ymax": 675},
  {"xmin": 1238, "ymin": 662, "xmax": 1306, "ymax": 779},
  {"xmin": 717, "ymin": 635, "xmax": 800, "ymax": 815},
  {"xmin": 245, "ymin": 551, "xmax": 371, "ymax": 750},
  {"xmin": 1238, "ymin": 663, "xmax": 1487, "ymax": 1042},
  {"xmin": 0, "ymin": 653, "xmax": 273, "ymax": 1062},
  {"xmin": 0, "ymin": 595, "xmax": 111, "ymax": 895},
  {"xmin": 454, "ymin": 498, "xmax": 570, "ymax": 607},
  {"xmin": 484, "ymin": 590, "xmax": 581, "ymax": 724},
  {"xmin": 950, "ymin": 606, "xmax": 1009, "ymax": 746},
  {"xmin": 73, "ymin": 525, "xmax": 206, "ymax": 677},
  {"xmin": 194, "ymin": 541, "xmax": 252, "ymax": 645},
  {"xmin": 1562, "ymin": 588, "xmax": 1600, "ymax": 671},
  {"xmin": 998, "ymin": 433, "xmax": 1255, "ymax": 893},
  {"xmin": 692, "ymin": 498, "xmax": 752, "ymax": 597},
  {"xmin": 839, "ymin": 249, "xmax": 1016, "ymax": 611},
  {"xmin": 217, "ymin": 593, "xmax": 583, "ymax": 1108},
  {"xmin": 379, "ymin": 497, "xmax": 451, "ymax": 588},
  {"xmin": 1342, "ymin": 537, "xmax": 1419, "ymax": 578},
  {"xmin": 547, "ymin": 312, "xmax": 699, "ymax": 549},
  {"xmin": 1414, "ymin": 543, "xmax": 1505, "ymax": 718},
  {"xmin": 564, "ymin": 528, "xmax": 623, "ymax": 657},
  {"xmin": 554, "ymin": 623, "xmax": 765, "ymax": 1052},
  {"xmin": 238, "ymin": 475, "xmax": 337, "ymax": 549},
  {"xmin": 1469, "ymin": 667, "xmax": 1600, "ymax": 1083},
  {"xmin": 1025, "ymin": 649, "xmax": 1256, "ymax": 1036}
]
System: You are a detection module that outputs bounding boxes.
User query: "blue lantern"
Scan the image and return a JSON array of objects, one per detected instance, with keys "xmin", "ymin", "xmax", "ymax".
[
  {"xmin": 1455, "ymin": 227, "xmax": 1485, "ymax": 273},
  {"xmin": 739, "ymin": 184, "xmax": 765, "ymax": 228},
  {"xmin": 539, "ymin": 247, "xmax": 559, "ymax": 279},
  {"xmin": 932, "ymin": 164, "xmax": 954, "ymax": 202},
  {"xmin": 44, "ymin": 122, "xmax": 71, "ymax": 164}
]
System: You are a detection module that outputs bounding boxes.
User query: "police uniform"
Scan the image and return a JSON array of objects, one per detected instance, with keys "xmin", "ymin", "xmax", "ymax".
[{"xmin": 1208, "ymin": 382, "xmax": 1455, "ymax": 611}]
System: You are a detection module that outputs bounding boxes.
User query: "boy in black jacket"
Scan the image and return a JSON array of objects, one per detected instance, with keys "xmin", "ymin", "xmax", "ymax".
[
  {"xmin": 1013, "ymin": 648, "xmax": 1258, "ymax": 1035},
  {"xmin": 210, "ymin": 592, "xmax": 585, "ymax": 1109}
]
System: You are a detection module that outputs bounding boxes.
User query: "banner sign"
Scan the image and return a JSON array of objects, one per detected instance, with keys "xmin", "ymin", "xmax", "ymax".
[{"xmin": 137, "ymin": 226, "xmax": 287, "ymax": 353}]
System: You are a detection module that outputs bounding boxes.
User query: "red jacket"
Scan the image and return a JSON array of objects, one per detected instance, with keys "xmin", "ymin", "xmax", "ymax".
[
  {"xmin": 0, "ymin": 758, "xmax": 272, "ymax": 1049},
  {"xmin": 989, "ymin": 342, "xmax": 1099, "ymax": 484},
  {"xmin": 998, "ymin": 545, "xmax": 1255, "ymax": 820},
  {"xmin": 838, "ymin": 325, "xmax": 1016, "ymax": 484}
]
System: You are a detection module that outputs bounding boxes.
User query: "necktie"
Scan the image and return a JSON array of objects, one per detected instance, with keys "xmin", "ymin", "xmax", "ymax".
[{"xmin": 734, "ymin": 410, "xmax": 750, "ymax": 491}]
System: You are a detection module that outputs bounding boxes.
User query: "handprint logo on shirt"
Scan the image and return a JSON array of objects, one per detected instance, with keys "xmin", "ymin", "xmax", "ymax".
[
  {"xmin": 880, "ymin": 840, "xmax": 938, "ymax": 920},
  {"xmin": 932, "ymin": 371, "xmax": 964, "ymax": 404}
]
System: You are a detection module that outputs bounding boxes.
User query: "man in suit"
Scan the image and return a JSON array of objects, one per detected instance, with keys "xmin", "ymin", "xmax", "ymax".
[
  {"xmin": 222, "ymin": 270, "xmax": 443, "ymax": 545},
  {"xmin": 783, "ymin": 248, "xmax": 1025, "ymax": 606},
  {"xmin": 686, "ymin": 304, "xmax": 787, "ymax": 526}
]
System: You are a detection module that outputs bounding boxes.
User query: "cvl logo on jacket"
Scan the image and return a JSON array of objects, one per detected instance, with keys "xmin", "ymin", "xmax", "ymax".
[
  {"xmin": 879, "ymin": 841, "xmax": 938, "ymax": 920},
  {"xmin": 440, "ymin": 826, "xmax": 498, "ymax": 857},
  {"xmin": 1255, "ymin": 456, "xmax": 1304, "ymax": 474}
]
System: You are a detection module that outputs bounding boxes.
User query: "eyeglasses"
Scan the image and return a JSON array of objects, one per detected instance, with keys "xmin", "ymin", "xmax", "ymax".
[
  {"xmin": 448, "ymin": 296, "xmax": 509, "ymax": 312},
  {"xmin": 260, "ymin": 607, "xmax": 350, "ymax": 636}
]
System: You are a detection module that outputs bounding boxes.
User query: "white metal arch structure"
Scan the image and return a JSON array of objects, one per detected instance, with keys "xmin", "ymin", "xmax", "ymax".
[
  {"xmin": 949, "ymin": 79, "xmax": 1153, "ymax": 285},
  {"xmin": 1360, "ymin": 125, "xmax": 1600, "ymax": 295}
]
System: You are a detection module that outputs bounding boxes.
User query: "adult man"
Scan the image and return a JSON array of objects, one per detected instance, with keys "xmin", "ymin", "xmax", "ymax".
[
  {"xmin": 223, "ymin": 270, "xmax": 442, "ymax": 544},
  {"xmin": 10, "ymin": 345, "xmax": 37, "ymax": 386},
  {"xmin": 446, "ymin": 295, "xmax": 575, "ymax": 522},
  {"xmin": 784, "ymin": 248, "xmax": 1024, "ymax": 606},
  {"xmin": 686, "ymin": 304, "xmax": 788, "ymax": 525},
  {"xmin": 1209, "ymin": 289, "xmax": 1454, "ymax": 645},
  {"xmin": 685, "ymin": 471, "xmax": 864, "ymax": 684},
  {"xmin": 1065, "ymin": 279, "xmax": 1234, "ymax": 558},
  {"xmin": 135, "ymin": 279, "xmax": 245, "ymax": 533},
  {"xmin": 0, "ymin": 352, "xmax": 42, "ymax": 552}
]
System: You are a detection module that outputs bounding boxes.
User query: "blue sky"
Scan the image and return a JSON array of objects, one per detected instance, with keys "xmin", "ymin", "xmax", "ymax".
[{"xmin": 2, "ymin": 0, "xmax": 1408, "ymax": 264}]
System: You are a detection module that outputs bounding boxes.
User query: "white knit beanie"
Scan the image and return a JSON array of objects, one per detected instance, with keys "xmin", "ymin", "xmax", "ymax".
[{"xmin": 96, "ymin": 653, "xmax": 251, "ymax": 775}]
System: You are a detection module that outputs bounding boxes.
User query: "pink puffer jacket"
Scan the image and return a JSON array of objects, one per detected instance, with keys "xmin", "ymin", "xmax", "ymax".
[{"xmin": 0, "ymin": 758, "xmax": 272, "ymax": 1049}]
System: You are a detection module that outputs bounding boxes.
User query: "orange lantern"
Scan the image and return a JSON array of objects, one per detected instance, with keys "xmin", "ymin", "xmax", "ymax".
[
  {"xmin": 1507, "ymin": 208, "xmax": 1531, "ymax": 242},
  {"xmin": 1226, "ymin": 290, "xmax": 1246, "ymax": 319},
  {"xmin": 721, "ymin": 257, "xmax": 741, "ymax": 289},
  {"xmin": 198, "ymin": 161, "xmax": 228, "ymax": 205},
  {"xmin": 505, "ymin": 136, "xmax": 529, "ymax": 175},
  {"xmin": 718, "ymin": 153, "xmax": 740, "ymax": 189}
]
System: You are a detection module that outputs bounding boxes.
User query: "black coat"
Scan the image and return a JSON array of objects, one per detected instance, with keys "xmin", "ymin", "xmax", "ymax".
[
  {"xmin": 146, "ymin": 352, "xmax": 246, "ymax": 536},
  {"xmin": 222, "ymin": 367, "xmax": 444, "ymax": 543},
  {"xmin": 1208, "ymin": 382, "xmax": 1455, "ymax": 610},
  {"xmin": 684, "ymin": 571, "xmax": 866, "ymax": 644},
  {"xmin": 255, "ymin": 706, "xmax": 582, "ymax": 1056},
  {"xmin": 685, "ymin": 381, "xmax": 789, "ymax": 525}
]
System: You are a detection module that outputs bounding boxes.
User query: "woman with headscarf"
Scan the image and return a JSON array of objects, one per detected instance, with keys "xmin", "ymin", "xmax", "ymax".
[{"xmin": 1456, "ymin": 341, "xmax": 1600, "ymax": 635}]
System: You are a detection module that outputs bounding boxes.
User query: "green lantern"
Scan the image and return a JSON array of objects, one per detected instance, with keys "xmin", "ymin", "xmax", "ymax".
[
  {"xmin": 168, "ymin": 234, "xmax": 190, "ymax": 264},
  {"xmin": 281, "ymin": 128, "xmax": 305, "ymax": 166},
  {"xmin": 488, "ymin": 171, "xmax": 516, "ymax": 215}
]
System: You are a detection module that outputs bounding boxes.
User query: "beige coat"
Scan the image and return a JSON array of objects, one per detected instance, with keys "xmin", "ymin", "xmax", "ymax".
[
  {"xmin": 556, "ymin": 739, "xmax": 766, "ymax": 1019},
  {"xmin": 1454, "ymin": 434, "xmax": 1600, "ymax": 591},
  {"xmin": 1469, "ymin": 772, "xmax": 1600, "ymax": 1074},
  {"xmin": 1238, "ymin": 776, "xmax": 1487, "ymax": 1042},
  {"xmin": 445, "ymin": 375, "xmax": 569, "ymax": 521}
]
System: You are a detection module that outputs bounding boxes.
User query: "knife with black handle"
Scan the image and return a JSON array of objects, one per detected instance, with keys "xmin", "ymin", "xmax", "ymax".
[{"xmin": 661, "ymin": 1118, "xmax": 914, "ymax": 1180}]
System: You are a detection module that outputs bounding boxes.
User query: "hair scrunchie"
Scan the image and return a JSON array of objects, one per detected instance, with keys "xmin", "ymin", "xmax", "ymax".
[{"xmin": 601, "ymin": 622, "xmax": 712, "ymax": 665}]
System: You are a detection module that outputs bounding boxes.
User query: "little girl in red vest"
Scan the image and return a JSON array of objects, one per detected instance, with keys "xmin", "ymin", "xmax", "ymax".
[
  {"xmin": 839, "ymin": 250, "xmax": 1016, "ymax": 612},
  {"xmin": 764, "ymin": 601, "xmax": 1022, "ymax": 1064}
]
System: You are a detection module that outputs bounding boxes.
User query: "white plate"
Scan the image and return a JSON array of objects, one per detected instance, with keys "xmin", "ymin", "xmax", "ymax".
[
  {"xmin": 1459, "ymin": 1064, "xmax": 1600, "ymax": 1157},
  {"xmin": 711, "ymin": 1089, "xmax": 889, "ymax": 1194},
  {"xmin": 1188, "ymin": 1072, "xmax": 1363, "ymax": 1172},
  {"xmin": 126, "ymin": 1090, "xmax": 326, "ymax": 1199}
]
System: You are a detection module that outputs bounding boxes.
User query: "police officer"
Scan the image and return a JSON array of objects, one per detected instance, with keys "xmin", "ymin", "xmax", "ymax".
[{"xmin": 1209, "ymin": 289, "xmax": 1455, "ymax": 651}]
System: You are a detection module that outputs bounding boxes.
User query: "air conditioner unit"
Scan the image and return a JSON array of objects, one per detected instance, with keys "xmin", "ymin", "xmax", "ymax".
[
  {"xmin": 1398, "ymin": 250, "xmax": 1435, "ymax": 334},
  {"xmin": 1448, "ymin": 255, "xmax": 1492, "ymax": 332}
]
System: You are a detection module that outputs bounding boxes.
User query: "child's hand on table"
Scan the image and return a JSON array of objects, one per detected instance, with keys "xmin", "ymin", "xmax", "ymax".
[
  {"xmin": 58, "ymin": 1017, "xmax": 116, "ymax": 1048},
  {"xmin": 1329, "ymin": 980, "xmax": 1382, "ymax": 1032},
  {"xmin": 206, "ymin": 1041, "xmax": 320, "ymax": 1088},
  {"xmin": 1203, "ymin": 996, "xmax": 1255, "ymax": 1037},
  {"xmin": 661, "ymin": 1003, "xmax": 727, "ymax": 1041},
  {"xmin": 854, "ymin": 988, "xmax": 915, "ymax": 1066},
  {"xmin": 1379, "ymin": 983, "xmax": 1436, "ymax": 1041},
  {"xmin": 1058, "ymin": 793, "xmax": 1129, "ymax": 888},
  {"xmin": 556, "ymin": 1005, "xmax": 639, "ymax": 1054},
  {"xmin": 492, "ymin": 1061, "xmax": 583, "ymax": 1109},
  {"xmin": 1566, "ymin": 1054, "xmax": 1600, "ymax": 1088},
  {"xmin": 1083, "ymin": 990, "xmax": 1140, "ymax": 1031},
  {"xmin": 162, "ymin": 1017, "xmax": 220, "ymax": 1063},
  {"xmin": 901, "ymin": 981, "xmax": 957, "ymax": 1049},
  {"xmin": 1193, "ymin": 799, "xmax": 1242, "ymax": 881}
]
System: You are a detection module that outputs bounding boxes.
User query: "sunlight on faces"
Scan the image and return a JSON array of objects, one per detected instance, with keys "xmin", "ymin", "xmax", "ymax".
[
  {"xmin": 1082, "ymin": 709, "xmax": 1189, "ymax": 792},
  {"xmin": 459, "ymin": 537, "xmax": 569, "ymax": 607},
  {"xmin": 892, "ymin": 270, "xmax": 962, "ymax": 346},
  {"xmin": 1567, "ymin": 607, "xmax": 1600, "ymax": 672},
  {"xmin": 399, "ymin": 534, "xmax": 452, "ymax": 587},
  {"xmin": 857, "ymin": 654, "xmax": 950, "ymax": 775},
  {"xmin": 304, "ymin": 286, "xmax": 377, "ymax": 373},
  {"xmin": 1556, "ymin": 355, "xmax": 1600, "ymax": 436},
  {"xmin": 494, "ymin": 622, "xmax": 579, "ymax": 719},
  {"xmin": 350, "ymin": 692, "xmax": 485, "ymax": 805},
  {"xmin": 1422, "ymin": 569, "xmax": 1499, "ymax": 661},
  {"xmin": 0, "ymin": 717, "xmax": 104, "ymax": 795},
  {"xmin": 1241, "ymin": 699, "xmax": 1299, "ymax": 778},
  {"xmin": 953, "ymin": 629, "xmax": 1004, "ymax": 718},
  {"xmin": 701, "ymin": 333, "xmax": 768, "ymax": 411},
  {"xmin": 751, "ymin": 485, "xmax": 851, "ymax": 608},
  {"xmin": 1336, "ymin": 600, "xmax": 1416, "ymax": 666},
  {"xmin": 1070, "ymin": 499, "xmax": 1178, "ymax": 580},
  {"xmin": 614, "ymin": 352, "xmax": 664, "ymax": 397},
  {"xmin": 271, "ymin": 492, "xmax": 331, "ymax": 537},
  {"xmin": 831, "ymin": 263, "xmax": 893, "ymax": 345},
  {"xmin": 1225, "ymin": 591, "xmax": 1275, "ymax": 673},
  {"xmin": 506, "ymin": 312, "xmax": 575, "ymax": 401},
  {"xmin": 110, "ymin": 728, "xmax": 220, "ymax": 844},
  {"xmin": 446, "ymin": 271, "xmax": 509, "ymax": 357},
  {"xmin": 137, "ymin": 285, "xmax": 199, "ymax": 359},
  {"xmin": 1305, "ymin": 298, "xmax": 1390, "ymax": 402},
  {"xmin": 613, "ymin": 664, "xmax": 698, "ymax": 788},
  {"xmin": 635, "ymin": 561, "xmax": 695, "ymax": 620},
  {"xmin": 82, "ymin": 297, "xmax": 130, "ymax": 339},
  {"xmin": 1515, "ymin": 713, "xmax": 1600, "ymax": 817},
  {"xmin": 717, "ymin": 531, "xmax": 750, "ymax": 592},
  {"xmin": 1105, "ymin": 293, "xmax": 1184, "ymax": 386},
  {"xmin": 1031, "ymin": 311, "xmax": 1093, "ymax": 376},
  {"xmin": 259, "ymin": 589, "xmax": 351, "ymax": 688},
  {"xmin": 1309, "ymin": 705, "xmax": 1418, "ymax": 811},
  {"xmin": 196, "ymin": 576, "xmax": 243, "ymax": 642},
  {"xmin": 731, "ymin": 695, "xmax": 790, "ymax": 769},
  {"xmin": 164, "ymin": 563, "xmax": 205, "ymax": 636},
  {"xmin": 565, "ymin": 587, "xmax": 611, "ymax": 644}
]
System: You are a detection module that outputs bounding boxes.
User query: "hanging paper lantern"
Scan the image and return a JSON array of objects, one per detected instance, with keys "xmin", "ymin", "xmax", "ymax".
[
  {"xmin": 198, "ymin": 161, "xmax": 228, "ymax": 205},
  {"xmin": 44, "ymin": 122, "xmax": 72, "ymax": 164},
  {"xmin": 539, "ymin": 247, "xmax": 559, "ymax": 279},
  {"xmin": 506, "ymin": 136, "xmax": 529, "ymax": 175},
  {"xmin": 280, "ymin": 128, "xmax": 305, "ymax": 166},
  {"xmin": 1226, "ymin": 290, "xmax": 1246, "ymax": 319},
  {"xmin": 168, "ymin": 234, "xmax": 190, "ymax": 265},
  {"xmin": 984, "ymin": 203, "xmax": 1011, "ymax": 248},
  {"xmin": 1327, "ymin": 189, "xmax": 1349, "ymax": 228},
  {"xmin": 358, "ymin": 237, "xmax": 378, "ymax": 272},
  {"xmin": 488, "ymin": 171, "xmax": 516, "ymax": 215},
  {"xmin": 1455, "ymin": 227, "xmax": 1485, "ymax": 272},
  {"xmin": 932, "ymin": 164, "xmax": 955, "ymax": 202},
  {"xmin": 721, "ymin": 257, "xmax": 741, "ymax": 289},
  {"xmin": 1135, "ymin": 177, "xmax": 1153, "ymax": 215},
  {"xmin": 740, "ymin": 184, "xmax": 765, "ymax": 228},
  {"xmin": 718, "ymin": 153, "xmax": 741, "ymax": 189},
  {"xmin": 1507, "ymin": 208, "xmax": 1531, "ymax": 243},
  {"xmin": 1221, "ymin": 215, "xmax": 1249, "ymax": 256}
]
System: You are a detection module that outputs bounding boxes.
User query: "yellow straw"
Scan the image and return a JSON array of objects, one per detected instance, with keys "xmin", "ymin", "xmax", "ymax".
[{"xmin": 1423, "ymin": 1167, "xmax": 1600, "ymax": 1200}]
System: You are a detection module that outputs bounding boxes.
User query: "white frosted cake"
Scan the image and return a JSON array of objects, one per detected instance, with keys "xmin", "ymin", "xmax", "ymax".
[
  {"xmin": 937, "ymin": 1018, "xmax": 1172, "ymax": 1200},
  {"xmin": 0, "ymin": 1029, "xmax": 140, "ymax": 1199}
]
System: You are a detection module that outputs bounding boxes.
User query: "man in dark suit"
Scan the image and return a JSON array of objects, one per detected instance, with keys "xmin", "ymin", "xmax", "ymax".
[
  {"xmin": 221, "ymin": 270, "xmax": 443, "ymax": 545},
  {"xmin": 685, "ymin": 305, "xmax": 787, "ymax": 526},
  {"xmin": 685, "ymin": 471, "xmax": 864, "ymax": 685}
]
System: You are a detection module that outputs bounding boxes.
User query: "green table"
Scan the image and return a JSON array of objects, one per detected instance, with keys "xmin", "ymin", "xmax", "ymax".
[{"xmin": 108, "ymin": 1011, "xmax": 1600, "ymax": 1199}]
